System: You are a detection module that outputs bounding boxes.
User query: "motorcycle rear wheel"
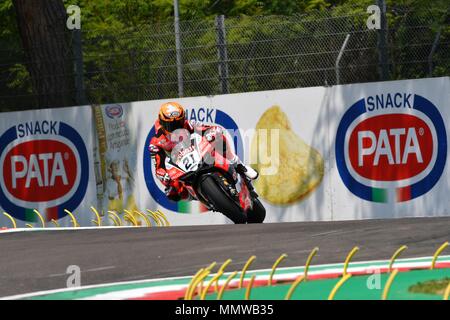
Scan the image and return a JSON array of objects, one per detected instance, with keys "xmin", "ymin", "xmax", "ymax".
[{"xmin": 199, "ymin": 175, "xmax": 247, "ymax": 224}]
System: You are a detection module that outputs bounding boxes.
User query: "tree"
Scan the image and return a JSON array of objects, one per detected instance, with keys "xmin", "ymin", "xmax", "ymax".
[{"xmin": 13, "ymin": 0, "xmax": 75, "ymax": 108}]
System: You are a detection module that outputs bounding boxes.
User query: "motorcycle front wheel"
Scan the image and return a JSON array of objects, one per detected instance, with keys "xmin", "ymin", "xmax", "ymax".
[{"xmin": 199, "ymin": 175, "xmax": 247, "ymax": 224}]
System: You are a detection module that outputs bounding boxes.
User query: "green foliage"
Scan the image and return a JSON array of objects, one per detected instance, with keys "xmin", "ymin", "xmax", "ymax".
[{"xmin": 0, "ymin": 0, "xmax": 449, "ymax": 110}]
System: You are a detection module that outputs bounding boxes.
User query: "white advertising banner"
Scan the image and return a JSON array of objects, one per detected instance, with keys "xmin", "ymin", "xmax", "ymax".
[
  {"xmin": 0, "ymin": 77, "xmax": 448, "ymax": 227},
  {"xmin": 0, "ymin": 105, "xmax": 96, "ymax": 227},
  {"xmin": 92, "ymin": 103, "xmax": 138, "ymax": 220},
  {"xmin": 329, "ymin": 77, "xmax": 450, "ymax": 220}
]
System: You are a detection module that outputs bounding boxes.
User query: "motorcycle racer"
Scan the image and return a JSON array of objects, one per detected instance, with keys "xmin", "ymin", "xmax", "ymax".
[{"xmin": 149, "ymin": 101, "xmax": 258, "ymax": 202}]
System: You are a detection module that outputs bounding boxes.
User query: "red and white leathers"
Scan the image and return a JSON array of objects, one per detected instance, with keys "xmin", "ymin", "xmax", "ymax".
[{"xmin": 149, "ymin": 119, "xmax": 244, "ymax": 201}]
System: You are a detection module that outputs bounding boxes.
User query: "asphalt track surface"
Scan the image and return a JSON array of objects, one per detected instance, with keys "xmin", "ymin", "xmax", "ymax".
[{"xmin": 0, "ymin": 217, "xmax": 449, "ymax": 297}]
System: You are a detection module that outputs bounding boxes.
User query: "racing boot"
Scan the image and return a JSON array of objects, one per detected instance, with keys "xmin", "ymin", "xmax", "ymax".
[
  {"xmin": 227, "ymin": 152, "xmax": 259, "ymax": 180},
  {"xmin": 236, "ymin": 162, "xmax": 259, "ymax": 180}
]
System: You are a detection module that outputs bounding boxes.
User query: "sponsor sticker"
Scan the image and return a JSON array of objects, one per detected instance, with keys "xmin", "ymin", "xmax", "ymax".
[{"xmin": 105, "ymin": 104, "xmax": 124, "ymax": 119}]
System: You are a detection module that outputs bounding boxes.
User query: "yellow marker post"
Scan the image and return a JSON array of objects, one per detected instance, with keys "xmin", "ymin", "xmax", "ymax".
[
  {"xmin": 196, "ymin": 262, "xmax": 217, "ymax": 298},
  {"xmin": 134, "ymin": 210, "xmax": 151, "ymax": 227},
  {"xmin": 63, "ymin": 209, "xmax": 79, "ymax": 228},
  {"xmin": 153, "ymin": 209, "xmax": 170, "ymax": 227},
  {"xmin": 90, "ymin": 207, "xmax": 102, "ymax": 226},
  {"xmin": 33, "ymin": 209, "xmax": 45, "ymax": 228},
  {"xmin": 388, "ymin": 245, "xmax": 408, "ymax": 272},
  {"xmin": 146, "ymin": 209, "xmax": 162, "ymax": 227},
  {"xmin": 156, "ymin": 210, "xmax": 170, "ymax": 226},
  {"xmin": 268, "ymin": 253, "xmax": 288, "ymax": 286},
  {"xmin": 304, "ymin": 247, "xmax": 319, "ymax": 281},
  {"xmin": 184, "ymin": 268, "xmax": 205, "ymax": 300},
  {"xmin": 206, "ymin": 261, "xmax": 217, "ymax": 272},
  {"xmin": 217, "ymin": 271, "xmax": 238, "ymax": 300},
  {"xmin": 124, "ymin": 211, "xmax": 138, "ymax": 226},
  {"xmin": 215, "ymin": 259, "xmax": 232, "ymax": 292},
  {"xmin": 284, "ymin": 275, "xmax": 305, "ymax": 300},
  {"xmin": 188, "ymin": 270, "xmax": 210, "ymax": 300},
  {"xmin": 430, "ymin": 242, "xmax": 449, "ymax": 269},
  {"xmin": 187, "ymin": 270, "xmax": 205, "ymax": 300},
  {"xmin": 382, "ymin": 269, "xmax": 399, "ymax": 300},
  {"xmin": 124, "ymin": 210, "xmax": 140, "ymax": 226},
  {"xmin": 146, "ymin": 213, "xmax": 161, "ymax": 226},
  {"xmin": 239, "ymin": 255, "xmax": 256, "ymax": 289},
  {"xmin": 3, "ymin": 212, "xmax": 17, "ymax": 229},
  {"xmin": 108, "ymin": 215, "xmax": 119, "ymax": 226},
  {"xmin": 245, "ymin": 275, "xmax": 256, "ymax": 300},
  {"xmin": 443, "ymin": 281, "xmax": 450, "ymax": 300},
  {"xmin": 51, "ymin": 219, "xmax": 60, "ymax": 228},
  {"xmin": 343, "ymin": 246, "xmax": 359, "ymax": 276},
  {"xmin": 146, "ymin": 209, "xmax": 162, "ymax": 226},
  {"xmin": 108, "ymin": 211, "xmax": 122, "ymax": 226},
  {"xmin": 201, "ymin": 271, "xmax": 224, "ymax": 300},
  {"xmin": 153, "ymin": 210, "xmax": 166, "ymax": 226},
  {"xmin": 328, "ymin": 274, "xmax": 351, "ymax": 300},
  {"xmin": 124, "ymin": 214, "xmax": 137, "ymax": 226}
]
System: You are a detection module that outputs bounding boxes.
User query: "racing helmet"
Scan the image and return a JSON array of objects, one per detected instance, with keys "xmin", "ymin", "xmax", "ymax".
[{"xmin": 158, "ymin": 102, "xmax": 186, "ymax": 133}]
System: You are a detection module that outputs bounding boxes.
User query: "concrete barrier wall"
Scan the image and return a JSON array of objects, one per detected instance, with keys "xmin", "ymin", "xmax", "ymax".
[{"xmin": 0, "ymin": 77, "xmax": 448, "ymax": 227}]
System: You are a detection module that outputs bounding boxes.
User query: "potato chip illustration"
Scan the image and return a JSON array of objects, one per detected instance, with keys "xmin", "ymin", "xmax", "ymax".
[{"xmin": 251, "ymin": 106, "xmax": 324, "ymax": 205}]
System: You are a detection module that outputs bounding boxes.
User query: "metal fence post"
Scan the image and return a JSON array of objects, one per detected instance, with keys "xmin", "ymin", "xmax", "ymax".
[
  {"xmin": 377, "ymin": 0, "xmax": 389, "ymax": 80},
  {"xmin": 72, "ymin": 28, "xmax": 87, "ymax": 105},
  {"xmin": 335, "ymin": 34, "xmax": 350, "ymax": 85},
  {"xmin": 174, "ymin": 0, "xmax": 184, "ymax": 97},
  {"xmin": 215, "ymin": 15, "xmax": 229, "ymax": 94},
  {"xmin": 428, "ymin": 28, "xmax": 442, "ymax": 77}
]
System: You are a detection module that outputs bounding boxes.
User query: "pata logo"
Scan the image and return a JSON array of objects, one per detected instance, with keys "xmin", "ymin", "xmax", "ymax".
[
  {"xmin": 335, "ymin": 93, "xmax": 447, "ymax": 203},
  {"xmin": 0, "ymin": 121, "xmax": 89, "ymax": 222}
]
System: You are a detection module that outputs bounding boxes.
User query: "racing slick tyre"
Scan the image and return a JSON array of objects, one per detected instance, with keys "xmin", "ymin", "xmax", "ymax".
[
  {"xmin": 247, "ymin": 198, "xmax": 266, "ymax": 223},
  {"xmin": 199, "ymin": 175, "xmax": 247, "ymax": 224}
]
